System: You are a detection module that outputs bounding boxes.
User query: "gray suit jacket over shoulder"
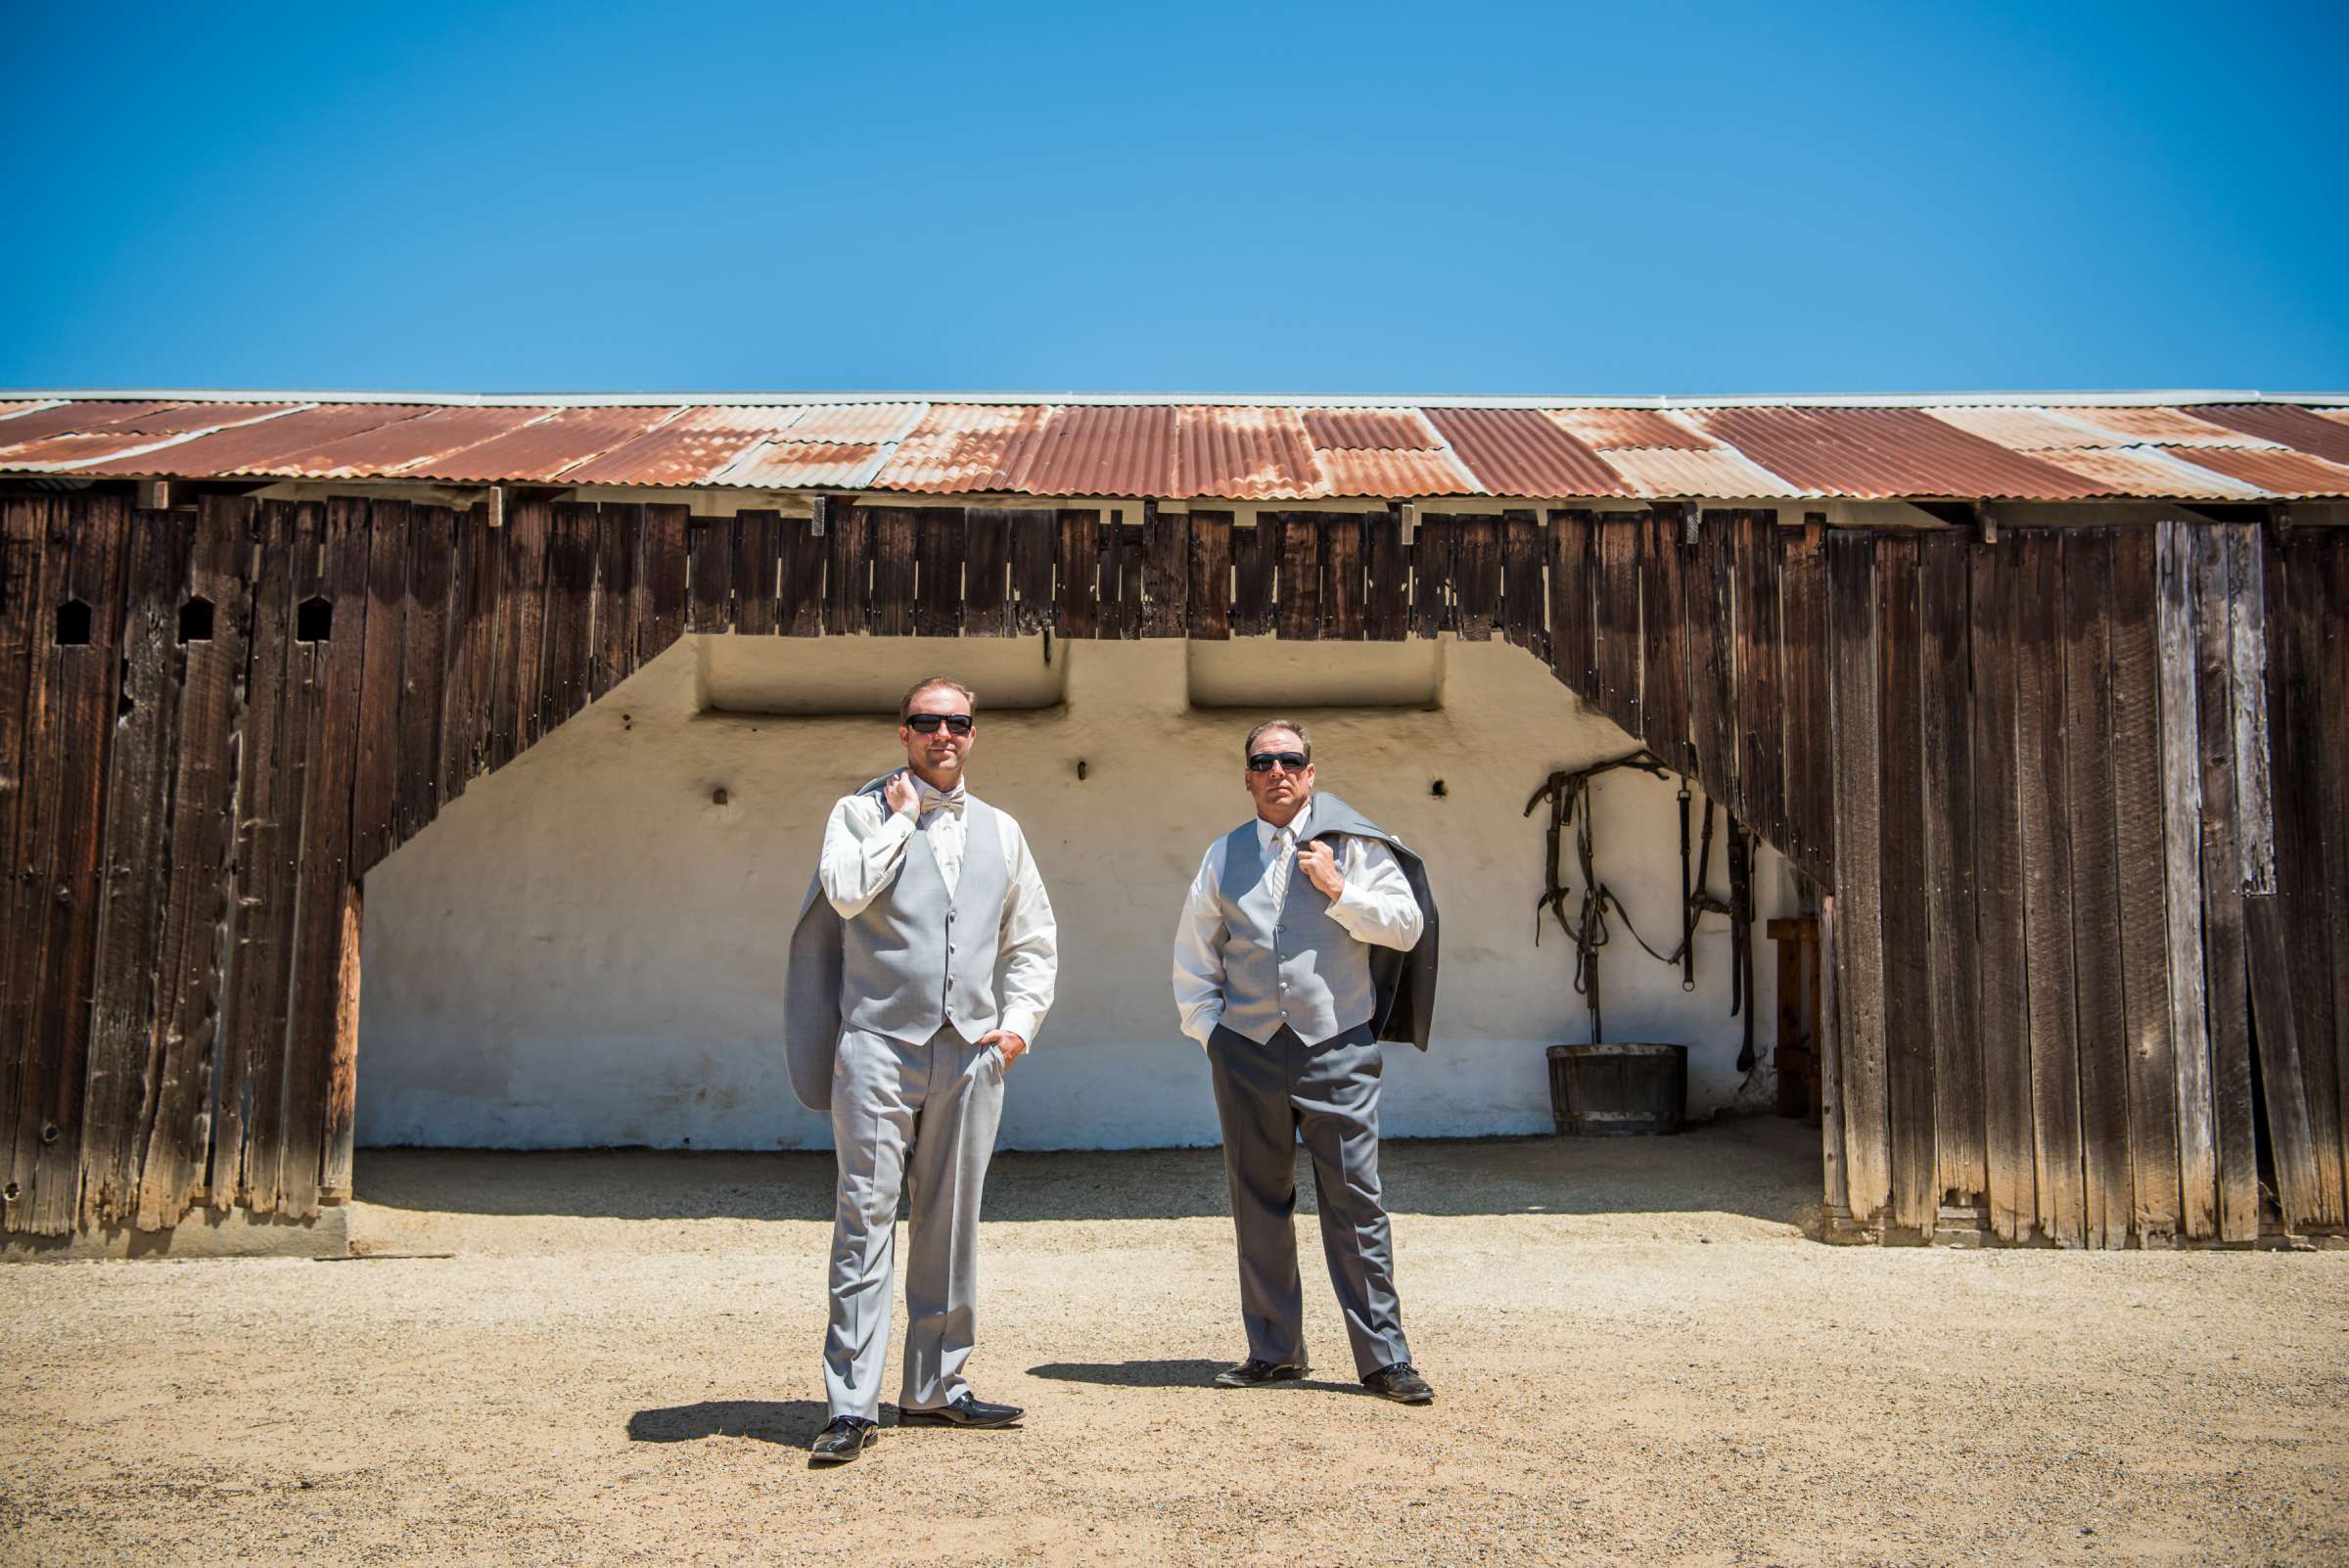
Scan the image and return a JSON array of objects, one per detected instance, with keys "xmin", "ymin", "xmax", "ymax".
[{"xmin": 1303, "ymin": 793, "xmax": 1441, "ymax": 1052}]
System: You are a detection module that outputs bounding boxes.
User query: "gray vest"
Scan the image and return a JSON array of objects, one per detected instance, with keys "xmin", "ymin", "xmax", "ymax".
[
  {"xmin": 1213, "ymin": 810, "xmax": 1378, "ymax": 1046},
  {"xmin": 839, "ymin": 794, "xmax": 1013, "ymax": 1046}
]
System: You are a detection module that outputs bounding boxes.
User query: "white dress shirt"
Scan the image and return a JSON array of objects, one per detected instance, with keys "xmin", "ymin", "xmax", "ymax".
[
  {"xmin": 1171, "ymin": 796, "xmax": 1424, "ymax": 1047},
  {"xmin": 818, "ymin": 779, "xmax": 1057, "ymax": 1045}
]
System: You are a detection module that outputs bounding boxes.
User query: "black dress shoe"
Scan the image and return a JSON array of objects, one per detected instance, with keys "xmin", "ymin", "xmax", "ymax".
[
  {"xmin": 898, "ymin": 1392, "xmax": 1024, "ymax": 1428},
  {"xmin": 810, "ymin": 1415, "xmax": 879, "ymax": 1463},
  {"xmin": 1361, "ymin": 1361, "xmax": 1434, "ymax": 1405},
  {"xmin": 1214, "ymin": 1358, "xmax": 1307, "ymax": 1388}
]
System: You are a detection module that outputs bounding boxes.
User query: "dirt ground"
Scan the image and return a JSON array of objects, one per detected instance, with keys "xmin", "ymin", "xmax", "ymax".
[{"xmin": 4, "ymin": 1115, "xmax": 2346, "ymax": 1568}]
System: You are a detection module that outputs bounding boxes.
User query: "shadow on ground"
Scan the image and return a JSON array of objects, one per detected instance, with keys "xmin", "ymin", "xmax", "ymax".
[
  {"xmin": 1029, "ymin": 1360, "xmax": 1366, "ymax": 1396},
  {"xmin": 356, "ymin": 1114, "xmax": 1817, "ymax": 1227},
  {"xmin": 627, "ymin": 1400, "xmax": 832, "ymax": 1446}
]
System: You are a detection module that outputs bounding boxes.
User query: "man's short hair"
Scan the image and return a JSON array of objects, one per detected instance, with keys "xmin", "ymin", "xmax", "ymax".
[
  {"xmin": 900, "ymin": 676, "xmax": 977, "ymax": 720},
  {"xmin": 1243, "ymin": 717, "xmax": 1311, "ymax": 761}
]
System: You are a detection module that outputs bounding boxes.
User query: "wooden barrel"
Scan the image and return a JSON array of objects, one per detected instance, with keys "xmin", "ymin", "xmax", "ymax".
[{"xmin": 1545, "ymin": 1042, "xmax": 1687, "ymax": 1136}]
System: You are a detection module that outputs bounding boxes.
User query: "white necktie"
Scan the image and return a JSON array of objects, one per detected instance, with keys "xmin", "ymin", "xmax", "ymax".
[{"xmin": 1267, "ymin": 825, "xmax": 1296, "ymax": 908}]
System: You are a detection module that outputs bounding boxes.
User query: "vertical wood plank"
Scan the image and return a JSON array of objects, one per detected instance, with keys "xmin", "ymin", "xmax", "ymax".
[
  {"xmin": 2261, "ymin": 530, "xmax": 2343, "ymax": 1226},
  {"xmin": 961, "ymin": 507, "xmax": 1012, "ymax": 637},
  {"xmin": 1592, "ymin": 514, "xmax": 1642, "ymax": 736},
  {"xmin": 1364, "ymin": 507, "xmax": 1405, "ymax": 642},
  {"xmin": 688, "ymin": 510, "xmax": 737, "ymax": 637},
  {"xmin": 915, "ymin": 507, "xmax": 964, "ymax": 637},
  {"xmin": 493, "ymin": 498, "xmax": 552, "ymax": 766},
  {"xmin": 0, "ymin": 497, "xmax": 51, "ymax": 1176},
  {"xmin": 1638, "ymin": 512, "xmax": 1691, "ymax": 777},
  {"xmin": 2108, "ymin": 527, "xmax": 2185, "ymax": 1240},
  {"xmin": 1686, "ymin": 513, "xmax": 1740, "ymax": 817},
  {"xmin": 135, "ymin": 496, "xmax": 253, "ymax": 1229},
  {"xmin": 1819, "ymin": 895, "xmax": 1849, "ymax": 1212},
  {"xmin": 2314, "ymin": 535, "xmax": 2349, "ymax": 1223},
  {"xmin": 1546, "ymin": 509, "xmax": 1594, "ymax": 697},
  {"xmin": 538, "ymin": 502, "xmax": 598, "ymax": 736},
  {"xmin": 1498, "ymin": 510, "xmax": 1542, "ymax": 658},
  {"xmin": 2063, "ymin": 530, "xmax": 2134, "ymax": 1247},
  {"xmin": 1779, "ymin": 514, "xmax": 1834, "ymax": 889},
  {"xmin": 1231, "ymin": 517, "xmax": 1273, "ymax": 637},
  {"xmin": 277, "ymin": 497, "xmax": 369, "ymax": 1219},
  {"xmin": 8, "ymin": 494, "xmax": 132, "ymax": 1233},
  {"xmin": 1971, "ymin": 534, "xmax": 2035, "ymax": 1240},
  {"xmin": 733, "ymin": 508, "xmax": 779, "ymax": 636},
  {"xmin": 1826, "ymin": 530, "xmax": 1889, "ymax": 1222},
  {"xmin": 776, "ymin": 512, "xmax": 825, "ymax": 638},
  {"xmin": 80, "ymin": 507, "xmax": 190, "ymax": 1225},
  {"xmin": 319, "ymin": 882, "xmax": 362, "ymax": 1204},
  {"xmin": 1187, "ymin": 510, "xmax": 1232, "ymax": 640},
  {"xmin": 397, "ymin": 505, "xmax": 454, "ymax": 846},
  {"xmin": 1917, "ymin": 530, "xmax": 1984, "ymax": 1212},
  {"xmin": 438, "ymin": 503, "xmax": 493, "ymax": 799},
  {"xmin": 2188, "ymin": 528, "xmax": 2260, "ymax": 1240},
  {"xmin": 1409, "ymin": 516, "xmax": 1451, "ymax": 639},
  {"xmin": 1736, "ymin": 510, "xmax": 1788, "ymax": 853},
  {"xmin": 348, "ymin": 499, "xmax": 408, "ymax": 873},
  {"xmin": 1141, "ymin": 501, "xmax": 1190, "ymax": 638},
  {"xmin": 1451, "ymin": 515, "xmax": 1498, "ymax": 641},
  {"xmin": 867, "ymin": 507, "xmax": 917, "ymax": 637},
  {"xmin": 1048, "ymin": 508, "xmax": 1093, "ymax": 637},
  {"xmin": 638, "ymin": 502, "xmax": 690, "ymax": 662},
  {"xmin": 1280, "ymin": 513, "xmax": 1322, "ymax": 640},
  {"xmin": 2016, "ymin": 530, "xmax": 2087, "ymax": 1244},
  {"xmin": 1875, "ymin": 534, "xmax": 1935, "ymax": 1233},
  {"xmin": 213, "ymin": 502, "xmax": 306, "ymax": 1215},
  {"xmin": 1325, "ymin": 513, "xmax": 1364, "ymax": 641},
  {"xmin": 1008, "ymin": 507, "xmax": 1055, "ymax": 635},
  {"xmin": 2154, "ymin": 522, "xmax": 2218, "ymax": 1239},
  {"xmin": 591, "ymin": 502, "xmax": 642, "ymax": 695},
  {"xmin": 2229, "ymin": 526, "xmax": 2276, "ymax": 895}
]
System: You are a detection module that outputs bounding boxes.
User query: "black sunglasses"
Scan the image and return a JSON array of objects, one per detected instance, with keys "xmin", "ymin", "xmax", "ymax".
[
  {"xmin": 905, "ymin": 714, "xmax": 974, "ymax": 735},
  {"xmin": 1247, "ymin": 751, "xmax": 1310, "ymax": 773}
]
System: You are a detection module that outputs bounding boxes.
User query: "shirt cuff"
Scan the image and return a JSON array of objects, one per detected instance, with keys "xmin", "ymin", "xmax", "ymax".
[
  {"xmin": 998, "ymin": 1008, "xmax": 1043, "ymax": 1047},
  {"xmin": 1182, "ymin": 1011, "xmax": 1221, "ymax": 1048},
  {"xmin": 1325, "ymin": 880, "xmax": 1380, "ymax": 937}
]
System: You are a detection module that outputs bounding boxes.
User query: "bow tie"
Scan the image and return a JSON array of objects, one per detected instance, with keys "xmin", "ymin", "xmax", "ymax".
[{"xmin": 918, "ymin": 789, "xmax": 965, "ymax": 817}]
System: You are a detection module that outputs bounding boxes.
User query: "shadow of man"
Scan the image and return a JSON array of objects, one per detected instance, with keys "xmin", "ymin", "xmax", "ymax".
[
  {"xmin": 627, "ymin": 1399, "xmax": 834, "ymax": 1446},
  {"xmin": 1029, "ymin": 1360, "xmax": 1359, "ymax": 1395}
]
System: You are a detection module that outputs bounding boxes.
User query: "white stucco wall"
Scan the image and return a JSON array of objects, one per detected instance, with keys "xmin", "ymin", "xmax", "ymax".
[{"xmin": 355, "ymin": 631, "xmax": 1797, "ymax": 1151}]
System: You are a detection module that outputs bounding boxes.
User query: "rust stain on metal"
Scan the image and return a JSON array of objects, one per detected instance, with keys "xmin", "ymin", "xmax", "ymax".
[
  {"xmin": 2172, "ymin": 444, "xmax": 2349, "ymax": 497},
  {"xmin": 1599, "ymin": 444, "xmax": 1797, "ymax": 499},
  {"xmin": 1020, "ymin": 403, "xmax": 1177, "ymax": 497},
  {"xmin": 873, "ymin": 404, "xmax": 1052, "ymax": 494},
  {"xmin": 1299, "ymin": 408, "xmax": 1438, "ymax": 451},
  {"xmin": 2036, "ymin": 446, "xmax": 2266, "ymax": 500},
  {"xmin": 559, "ymin": 422, "xmax": 769, "ymax": 486},
  {"xmin": 279, "ymin": 406, "xmax": 550, "ymax": 479},
  {"xmin": 1315, "ymin": 445, "xmax": 1481, "ymax": 498},
  {"xmin": 1692, "ymin": 406, "xmax": 2103, "ymax": 500},
  {"xmin": 0, "ymin": 403, "xmax": 303, "ymax": 470},
  {"xmin": 2060, "ymin": 406, "xmax": 2256, "ymax": 446},
  {"xmin": 1424, "ymin": 407, "xmax": 1621, "ymax": 497},
  {"xmin": 2190, "ymin": 403, "xmax": 2349, "ymax": 466},
  {"xmin": 1924, "ymin": 405, "xmax": 2120, "ymax": 451},
  {"xmin": 1176, "ymin": 406, "xmax": 1323, "ymax": 499},
  {"xmin": 783, "ymin": 403, "xmax": 927, "ymax": 444},
  {"xmin": 80, "ymin": 403, "xmax": 433, "ymax": 477},
  {"xmin": 718, "ymin": 441, "xmax": 888, "ymax": 489},
  {"xmin": 0, "ymin": 401, "xmax": 185, "ymax": 450},
  {"xmin": 405, "ymin": 407, "xmax": 675, "ymax": 484},
  {"xmin": 1546, "ymin": 407, "xmax": 1712, "ymax": 450}
]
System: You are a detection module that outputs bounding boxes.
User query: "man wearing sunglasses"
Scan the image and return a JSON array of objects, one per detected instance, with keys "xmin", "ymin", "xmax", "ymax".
[
  {"xmin": 784, "ymin": 676, "xmax": 1057, "ymax": 1464},
  {"xmin": 1172, "ymin": 718, "xmax": 1440, "ymax": 1407}
]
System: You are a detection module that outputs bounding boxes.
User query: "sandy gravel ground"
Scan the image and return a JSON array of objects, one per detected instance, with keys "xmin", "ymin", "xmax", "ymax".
[{"xmin": 4, "ymin": 1116, "xmax": 2346, "ymax": 1568}]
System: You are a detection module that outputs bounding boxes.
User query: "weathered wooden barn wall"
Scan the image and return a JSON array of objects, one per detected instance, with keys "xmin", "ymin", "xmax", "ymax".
[{"xmin": 0, "ymin": 491, "xmax": 2341, "ymax": 1245}]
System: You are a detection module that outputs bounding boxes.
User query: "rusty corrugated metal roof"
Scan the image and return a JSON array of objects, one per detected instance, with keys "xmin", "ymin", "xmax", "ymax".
[
  {"xmin": 1546, "ymin": 407, "xmax": 1712, "ymax": 450},
  {"xmin": 1692, "ymin": 406, "xmax": 2105, "ymax": 500},
  {"xmin": 1176, "ymin": 406, "xmax": 1321, "ymax": 500},
  {"xmin": 1422, "ymin": 407, "xmax": 1620, "ymax": 497},
  {"xmin": 7, "ymin": 392, "xmax": 2346, "ymax": 501}
]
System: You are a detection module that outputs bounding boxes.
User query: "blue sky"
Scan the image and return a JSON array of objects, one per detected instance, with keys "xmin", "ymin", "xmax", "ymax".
[{"xmin": 3, "ymin": 1, "xmax": 2342, "ymax": 396}]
